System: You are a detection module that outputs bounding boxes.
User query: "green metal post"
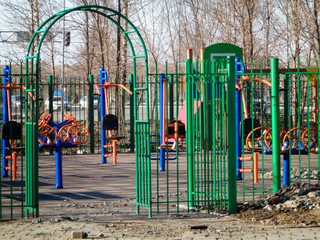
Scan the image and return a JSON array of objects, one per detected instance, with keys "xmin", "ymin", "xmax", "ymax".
[
  {"xmin": 130, "ymin": 74, "xmax": 134, "ymax": 152},
  {"xmin": 271, "ymin": 58, "xmax": 281, "ymax": 193},
  {"xmin": 227, "ymin": 56, "xmax": 237, "ymax": 214},
  {"xmin": 25, "ymin": 57, "xmax": 39, "ymax": 218},
  {"xmin": 186, "ymin": 49, "xmax": 195, "ymax": 207},
  {"xmin": 89, "ymin": 75, "xmax": 94, "ymax": 154}
]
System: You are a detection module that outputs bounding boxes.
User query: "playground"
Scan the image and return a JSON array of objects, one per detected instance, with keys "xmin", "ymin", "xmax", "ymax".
[{"xmin": 1, "ymin": 6, "xmax": 320, "ymax": 240}]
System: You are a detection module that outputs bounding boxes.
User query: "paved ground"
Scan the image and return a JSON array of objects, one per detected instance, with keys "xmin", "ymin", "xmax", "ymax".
[
  {"xmin": 2, "ymin": 152, "xmax": 320, "ymax": 239},
  {"xmin": 38, "ymin": 153, "xmax": 137, "ymax": 217}
]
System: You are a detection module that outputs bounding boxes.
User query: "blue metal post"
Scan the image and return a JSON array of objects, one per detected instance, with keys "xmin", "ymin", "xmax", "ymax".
[
  {"xmin": 2, "ymin": 65, "xmax": 10, "ymax": 178},
  {"xmin": 235, "ymin": 58, "xmax": 243, "ymax": 180},
  {"xmin": 283, "ymin": 152, "xmax": 290, "ymax": 187},
  {"xmin": 100, "ymin": 67, "xmax": 107, "ymax": 163},
  {"xmin": 159, "ymin": 74, "xmax": 166, "ymax": 171},
  {"xmin": 54, "ymin": 138, "xmax": 63, "ymax": 189}
]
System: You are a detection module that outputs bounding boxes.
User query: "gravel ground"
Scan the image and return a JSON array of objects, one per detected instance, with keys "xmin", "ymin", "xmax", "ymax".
[
  {"xmin": 2, "ymin": 183, "xmax": 320, "ymax": 240},
  {"xmin": 2, "ymin": 153, "xmax": 320, "ymax": 240}
]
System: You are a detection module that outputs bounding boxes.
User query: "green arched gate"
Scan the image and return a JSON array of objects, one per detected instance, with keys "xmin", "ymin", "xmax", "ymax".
[{"xmin": 24, "ymin": 5, "xmax": 150, "ymax": 218}]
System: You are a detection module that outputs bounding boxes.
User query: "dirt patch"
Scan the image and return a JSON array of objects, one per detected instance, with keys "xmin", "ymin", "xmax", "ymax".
[
  {"xmin": 3, "ymin": 196, "xmax": 320, "ymax": 239},
  {"xmin": 236, "ymin": 208, "xmax": 320, "ymax": 225},
  {"xmin": 235, "ymin": 182, "xmax": 320, "ymax": 226},
  {"xmin": 3, "ymin": 183, "xmax": 320, "ymax": 239}
]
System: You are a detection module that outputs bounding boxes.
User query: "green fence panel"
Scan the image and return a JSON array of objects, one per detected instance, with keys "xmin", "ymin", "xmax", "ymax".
[
  {"xmin": 137, "ymin": 56, "xmax": 237, "ymax": 216},
  {"xmin": 0, "ymin": 64, "xmax": 27, "ymax": 219}
]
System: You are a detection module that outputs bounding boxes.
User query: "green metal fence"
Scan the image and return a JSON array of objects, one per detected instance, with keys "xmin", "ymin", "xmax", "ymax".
[
  {"xmin": 136, "ymin": 56, "xmax": 237, "ymax": 217},
  {"xmin": 0, "ymin": 63, "xmax": 26, "ymax": 219},
  {"xmin": 280, "ymin": 62, "xmax": 320, "ymax": 185},
  {"xmin": 237, "ymin": 59, "xmax": 320, "ymax": 203},
  {"xmin": 1, "ymin": 57, "xmax": 320, "ymax": 219},
  {"xmin": 0, "ymin": 63, "xmax": 136, "ymax": 219},
  {"xmin": 136, "ymin": 57, "xmax": 320, "ymax": 217}
]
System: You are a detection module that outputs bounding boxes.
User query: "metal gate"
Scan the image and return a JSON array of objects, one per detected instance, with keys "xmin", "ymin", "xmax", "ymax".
[
  {"xmin": 0, "ymin": 5, "xmax": 150, "ymax": 219},
  {"xmin": 135, "ymin": 54, "xmax": 237, "ymax": 217}
]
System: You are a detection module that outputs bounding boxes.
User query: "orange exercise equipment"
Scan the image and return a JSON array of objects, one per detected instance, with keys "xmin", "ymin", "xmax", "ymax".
[{"xmin": 97, "ymin": 80, "xmax": 133, "ymax": 165}]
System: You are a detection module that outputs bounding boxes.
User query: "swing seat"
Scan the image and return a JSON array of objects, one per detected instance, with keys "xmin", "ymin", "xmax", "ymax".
[
  {"xmin": 167, "ymin": 120, "xmax": 186, "ymax": 139},
  {"xmin": 159, "ymin": 120, "xmax": 186, "ymax": 150}
]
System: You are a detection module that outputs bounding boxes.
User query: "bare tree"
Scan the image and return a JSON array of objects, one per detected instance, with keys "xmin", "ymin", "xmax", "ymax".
[{"xmin": 299, "ymin": 0, "xmax": 320, "ymax": 61}]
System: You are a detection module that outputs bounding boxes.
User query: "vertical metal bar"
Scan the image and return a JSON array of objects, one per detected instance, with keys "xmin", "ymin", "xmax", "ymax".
[
  {"xmin": 153, "ymin": 68, "xmax": 160, "ymax": 214},
  {"xmin": 223, "ymin": 63, "xmax": 227, "ymax": 208},
  {"xmin": 186, "ymin": 49, "xmax": 195, "ymax": 207},
  {"xmin": 48, "ymin": 76, "xmax": 54, "ymax": 155},
  {"xmin": 100, "ymin": 68, "xmax": 107, "ymax": 163},
  {"xmin": 8, "ymin": 67, "xmax": 13, "ymax": 218},
  {"xmin": 175, "ymin": 67, "xmax": 180, "ymax": 214},
  {"xmin": 271, "ymin": 58, "xmax": 281, "ymax": 193},
  {"xmin": 195, "ymin": 63, "xmax": 200, "ymax": 210},
  {"xmin": 260, "ymin": 63, "xmax": 266, "ymax": 197},
  {"xmin": 218, "ymin": 65, "xmax": 222, "ymax": 210},
  {"xmin": 20, "ymin": 62, "xmax": 24, "ymax": 218},
  {"xmin": 169, "ymin": 75, "xmax": 174, "ymax": 121},
  {"xmin": 159, "ymin": 74, "xmax": 166, "ymax": 172},
  {"xmin": 147, "ymin": 123, "xmax": 152, "ymax": 218},
  {"xmin": 235, "ymin": 58, "xmax": 242, "ymax": 180},
  {"xmin": 2, "ymin": 65, "xmax": 9, "ymax": 178},
  {"xmin": 24, "ymin": 56, "xmax": 39, "ymax": 218},
  {"xmin": 200, "ymin": 67, "xmax": 204, "ymax": 208},
  {"xmin": 135, "ymin": 124, "xmax": 140, "ymax": 215},
  {"xmin": 211, "ymin": 61, "xmax": 216, "ymax": 209},
  {"xmin": 89, "ymin": 75, "xmax": 94, "ymax": 154},
  {"xmin": 227, "ymin": 56, "xmax": 237, "ymax": 214},
  {"xmin": 283, "ymin": 74, "xmax": 290, "ymax": 187},
  {"xmin": 241, "ymin": 76, "xmax": 246, "ymax": 202},
  {"xmin": 165, "ymin": 71, "xmax": 169, "ymax": 214},
  {"xmin": 212, "ymin": 60, "xmax": 217, "ymax": 206},
  {"xmin": 250, "ymin": 62, "xmax": 255, "ymax": 201},
  {"xmin": 306, "ymin": 63, "xmax": 311, "ymax": 184},
  {"xmin": 129, "ymin": 74, "xmax": 134, "ymax": 152},
  {"xmin": 121, "ymin": 79, "xmax": 126, "ymax": 153}
]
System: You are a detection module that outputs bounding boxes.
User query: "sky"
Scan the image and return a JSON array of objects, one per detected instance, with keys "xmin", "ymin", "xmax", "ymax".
[{"xmin": 0, "ymin": 0, "xmax": 76, "ymax": 63}]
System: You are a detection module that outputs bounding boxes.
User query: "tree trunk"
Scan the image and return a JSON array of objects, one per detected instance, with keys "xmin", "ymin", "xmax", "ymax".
[
  {"xmin": 120, "ymin": 0, "xmax": 129, "ymax": 138},
  {"xmin": 85, "ymin": 11, "xmax": 91, "ymax": 131}
]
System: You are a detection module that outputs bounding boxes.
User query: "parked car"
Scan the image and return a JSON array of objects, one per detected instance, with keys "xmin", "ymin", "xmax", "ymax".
[
  {"xmin": 44, "ymin": 96, "xmax": 71, "ymax": 111},
  {"xmin": 11, "ymin": 95, "xmax": 25, "ymax": 108},
  {"xmin": 79, "ymin": 96, "xmax": 99, "ymax": 109}
]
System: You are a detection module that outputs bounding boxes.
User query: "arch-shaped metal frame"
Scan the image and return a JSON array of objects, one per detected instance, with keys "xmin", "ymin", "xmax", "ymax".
[{"xmin": 24, "ymin": 5, "xmax": 150, "ymax": 218}]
